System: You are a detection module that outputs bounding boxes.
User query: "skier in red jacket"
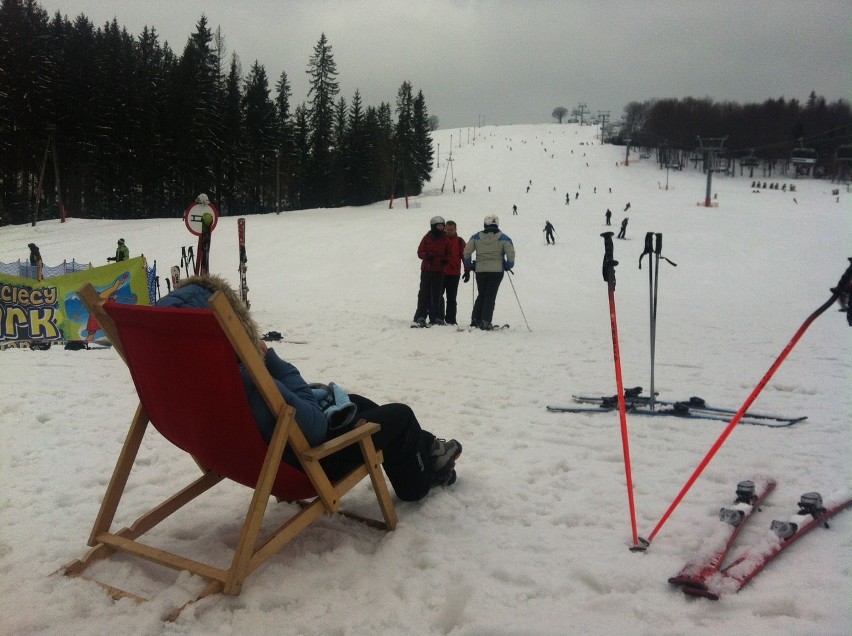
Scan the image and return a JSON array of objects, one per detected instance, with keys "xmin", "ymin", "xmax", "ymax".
[
  {"xmin": 439, "ymin": 220, "xmax": 469, "ymax": 325},
  {"xmin": 412, "ymin": 216, "xmax": 451, "ymax": 327}
]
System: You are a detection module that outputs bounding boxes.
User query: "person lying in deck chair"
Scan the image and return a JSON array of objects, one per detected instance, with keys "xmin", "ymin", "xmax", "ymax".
[{"xmin": 158, "ymin": 274, "xmax": 462, "ymax": 500}]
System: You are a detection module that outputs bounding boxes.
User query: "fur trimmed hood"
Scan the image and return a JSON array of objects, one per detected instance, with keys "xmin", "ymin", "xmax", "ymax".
[{"xmin": 158, "ymin": 274, "xmax": 262, "ymax": 351}]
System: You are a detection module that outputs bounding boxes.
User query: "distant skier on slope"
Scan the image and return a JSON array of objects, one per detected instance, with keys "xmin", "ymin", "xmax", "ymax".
[{"xmin": 543, "ymin": 221, "xmax": 556, "ymax": 245}]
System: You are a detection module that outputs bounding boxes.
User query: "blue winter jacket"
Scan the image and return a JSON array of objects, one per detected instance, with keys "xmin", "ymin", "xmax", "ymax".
[{"xmin": 156, "ymin": 283, "xmax": 355, "ymax": 447}]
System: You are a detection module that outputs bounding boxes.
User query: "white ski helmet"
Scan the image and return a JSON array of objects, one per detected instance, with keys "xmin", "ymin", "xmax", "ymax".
[
  {"xmin": 196, "ymin": 193, "xmax": 210, "ymax": 204},
  {"xmin": 429, "ymin": 215, "xmax": 446, "ymax": 226},
  {"xmin": 484, "ymin": 214, "xmax": 499, "ymax": 226}
]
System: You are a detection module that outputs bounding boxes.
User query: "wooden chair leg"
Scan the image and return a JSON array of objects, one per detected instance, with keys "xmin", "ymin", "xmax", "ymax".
[
  {"xmin": 88, "ymin": 402, "xmax": 149, "ymax": 546},
  {"xmin": 360, "ymin": 442, "xmax": 398, "ymax": 530}
]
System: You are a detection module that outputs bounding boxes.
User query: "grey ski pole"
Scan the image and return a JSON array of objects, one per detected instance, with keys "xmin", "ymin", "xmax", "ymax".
[
  {"xmin": 650, "ymin": 233, "xmax": 677, "ymax": 410},
  {"xmin": 639, "ymin": 233, "xmax": 655, "ymax": 408},
  {"xmin": 506, "ymin": 270, "xmax": 531, "ymax": 332}
]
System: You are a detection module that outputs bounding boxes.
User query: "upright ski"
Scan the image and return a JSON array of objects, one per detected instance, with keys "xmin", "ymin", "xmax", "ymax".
[
  {"xmin": 171, "ymin": 265, "xmax": 181, "ymax": 288},
  {"xmin": 669, "ymin": 477, "xmax": 776, "ymax": 592},
  {"xmin": 196, "ymin": 216, "xmax": 212, "ymax": 275},
  {"xmin": 238, "ymin": 218, "xmax": 249, "ymax": 308},
  {"xmin": 687, "ymin": 491, "xmax": 852, "ymax": 599}
]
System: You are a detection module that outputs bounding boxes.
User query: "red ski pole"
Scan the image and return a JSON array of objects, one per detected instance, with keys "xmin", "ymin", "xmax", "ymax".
[
  {"xmin": 644, "ymin": 258, "xmax": 852, "ymax": 546},
  {"xmin": 601, "ymin": 232, "xmax": 641, "ymax": 549}
]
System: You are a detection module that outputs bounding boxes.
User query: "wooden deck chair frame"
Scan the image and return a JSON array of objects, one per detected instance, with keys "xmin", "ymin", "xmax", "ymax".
[{"xmin": 62, "ymin": 283, "xmax": 397, "ymax": 615}]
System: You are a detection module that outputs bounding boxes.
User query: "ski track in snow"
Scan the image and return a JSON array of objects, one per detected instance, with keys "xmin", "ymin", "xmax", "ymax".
[{"xmin": 0, "ymin": 123, "xmax": 850, "ymax": 635}]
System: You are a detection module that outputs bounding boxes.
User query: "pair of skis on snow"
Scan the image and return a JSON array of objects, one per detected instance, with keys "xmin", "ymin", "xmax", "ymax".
[
  {"xmin": 547, "ymin": 386, "xmax": 806, "ymax": 427},
  {"xmin": 669, "ymin": 477, "xmax": 851, "ymax": 599}
]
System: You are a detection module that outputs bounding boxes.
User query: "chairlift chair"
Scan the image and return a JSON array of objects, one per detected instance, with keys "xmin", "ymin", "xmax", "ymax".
[
  {"xmin": 791, "ymin": 147, "xmax": 818, "ymax": 165},
  {"xmin": 790, "ymin": 145, "xmax": 818, "ymax": 177}
]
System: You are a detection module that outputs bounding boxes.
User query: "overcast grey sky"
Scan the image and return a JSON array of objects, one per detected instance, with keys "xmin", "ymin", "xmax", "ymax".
[{"xmin": 37, "ymin": 0, "xmax": 852, "ymax": 130}]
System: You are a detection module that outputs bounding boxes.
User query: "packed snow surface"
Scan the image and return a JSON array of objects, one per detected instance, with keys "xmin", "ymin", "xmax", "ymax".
[{"xmin": 1, "ymin": 123, "xmax": 850, "ymax": 635}]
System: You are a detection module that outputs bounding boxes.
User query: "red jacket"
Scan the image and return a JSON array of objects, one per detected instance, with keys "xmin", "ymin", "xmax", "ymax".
[
  {"xmin": 417, "ymin": 231, "xmax": 451, "ymax": 273},
  {"xmin": 444, "ymin": 236, "xmax": 467, "ymax": 276}
]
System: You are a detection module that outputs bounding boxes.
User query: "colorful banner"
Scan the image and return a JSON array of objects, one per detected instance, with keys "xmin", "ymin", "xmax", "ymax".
[{"xmin": 0, "ymin": 257, "xmax": 150, "ymax": 348}]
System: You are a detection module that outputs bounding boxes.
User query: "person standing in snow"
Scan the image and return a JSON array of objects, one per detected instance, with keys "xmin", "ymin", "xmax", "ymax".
[
  {"xmin": 413, "ymin": 216, "xmax": 451, "ymax": 327},
  {"xmin": 107, "ymin": 238, "xmax": 129, "ymax": 262},
  {"xmin": 27, "ymin": 243, "xmax": 44, "ymax": 280},
  {"xmin": 605, "ymin": 209, "xmax": 612, "ymax": 225},
  {"xmin": 463, "ymin": 214, "xmax": 515, "ymax": 330},
  {"xmin": 439, "ymin": 220, "xmax": 468, "ymax": 326},
  {"xmin": 618, "ymin": 217, "xmax": 629, "ymax": 239},
  {"xmin": 158, "ymin": 274, "xmax": 462, "ymax": 496},
  {"xmin": 543, "ymin": 221, "xmax": 556, "ymax": 245}
]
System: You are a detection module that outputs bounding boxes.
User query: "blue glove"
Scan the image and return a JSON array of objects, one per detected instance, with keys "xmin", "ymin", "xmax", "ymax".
[
  {"xmin": 462, "ymin": 271, "xmax": 470, "ymax": 283},
  {"xmin": 503, "ymin": 260, "xmax": 514, "ymax": 271}
]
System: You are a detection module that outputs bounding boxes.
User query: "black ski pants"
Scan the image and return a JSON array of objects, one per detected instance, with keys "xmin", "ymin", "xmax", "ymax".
[
  {"xmin": 414, "ymin": 270, "xmax": 445, "ymax": 323},
  {"xmin": 441, "ymin": 274, "xmax": 461, "ymax": 324},
  {"xmin": 471, "ymin": 271, "xmax": 504, "ymax": 326},
  {"xmin": 321, "ymin": 394, "xmax": 436, "ymax": 502}
]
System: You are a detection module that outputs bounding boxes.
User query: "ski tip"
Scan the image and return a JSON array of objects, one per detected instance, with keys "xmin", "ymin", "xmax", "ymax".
[{"xmin": 682, "ymin": 586, "xmax": 720, "ymax": 600}]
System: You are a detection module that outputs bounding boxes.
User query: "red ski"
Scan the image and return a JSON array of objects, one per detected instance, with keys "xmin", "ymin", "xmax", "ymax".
[
  {"xmin": 669, "ymin": 477, "xmax": 775, "ymax": 592},
  {"xmin": 687, "ymin": 492, "xmax": 852, "ymax": 599}
]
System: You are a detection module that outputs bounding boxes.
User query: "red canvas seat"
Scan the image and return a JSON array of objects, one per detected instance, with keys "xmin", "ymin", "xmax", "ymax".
[
  {"xmin": 62, "ymin": 284, "xmax": 397, "ymax": 618},
  {"xmin": 109, "ymin": 302, "xmax": 317, "ymax": 500}
]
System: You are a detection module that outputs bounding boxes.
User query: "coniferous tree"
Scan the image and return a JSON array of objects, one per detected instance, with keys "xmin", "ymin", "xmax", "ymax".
[
  {"xmin": 242, "ymin": 61, "xmax": 277, "ymax": 213},
  {"xmin": 94, "ymin": 19, "xmax": 137, "ymax": 215},
  {"xmin": 274, "ymin": 70, "xmax": 293, "ymax": 210},
  {"xmin": 330, "ymin": 95, "xmax": 347, "ymax": 204},
  {"xmin": 393, "ymin": 81, "xmax": 414, "ymax": 198},
  {"xmin": 0, "ymin": 1, "xmax": 52, "ymax": 222},
  {"xmin": 411, "ymin": 89, "xmax": 434, "ymax": 193},
  {"xmin": 220, "ymin": 54, "xmax": 244, "ymax": 215},
  {"xmin": 305, "ymin": 33, "xmax": 339, "ymax": 207},
  {"xmin": 133, "ymin": 26, "xmax": 169, "ymax": 216},
  {"xmin": 63, "ymin": 14, "xmax": 100, "ymax": 217},
  {"xmin": 344, "ymin": 90, "xmax": 371, "ymax": 206},
  {"xmin": 372, "ymin": 101, "xmax": 395, "ymax": 202},
  {"xmin": 170, "ymin": 15, "xmax": 222, "ymax": 206},
  {"xmin": 290, "ymin": 103, "xmax": 310, "ymax": 209}
]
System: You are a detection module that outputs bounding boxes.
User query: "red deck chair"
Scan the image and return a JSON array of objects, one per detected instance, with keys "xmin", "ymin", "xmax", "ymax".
[{"xmin": 62, "ymin": 283, "xmax": 397, "ymax": 615}]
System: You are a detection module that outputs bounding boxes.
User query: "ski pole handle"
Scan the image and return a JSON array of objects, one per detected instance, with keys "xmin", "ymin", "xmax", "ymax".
[
  {"xmin": 831, "ymin": 258, "xmax": 852, "ymax": 296},
  {"xmin": 601, "ymin": 232, "xmax": 618, "ymax": 285},
  {"xmin": 639, "ymin": 232, "xmax": 653, "ymax": 269},
  {"xmin": 655, "ymin": 233, "xmax": 678, "ymax": 267},
  {"xmin": 832, "ymin": 258, "xmax": 852, "ymax": 326}
]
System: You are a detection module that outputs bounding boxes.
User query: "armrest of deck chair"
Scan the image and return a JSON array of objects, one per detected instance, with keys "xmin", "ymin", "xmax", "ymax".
[{"xmin": 301, "ymin": 420, "xmax": 381, "ymax": 462}]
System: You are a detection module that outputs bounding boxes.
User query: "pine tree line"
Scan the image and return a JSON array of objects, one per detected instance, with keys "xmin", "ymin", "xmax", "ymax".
[
  {"xmin": 0, "ymin": 1, "xmax": 434, "ymax": 225},
  {"xmin": 618, "ymin": 95, "xmax": 852, "ymax": 175}
]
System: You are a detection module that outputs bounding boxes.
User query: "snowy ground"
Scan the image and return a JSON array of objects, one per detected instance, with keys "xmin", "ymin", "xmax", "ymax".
[{"xmin": 1, "ymin": 123, "xmax": 850, "ymax": 635}]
